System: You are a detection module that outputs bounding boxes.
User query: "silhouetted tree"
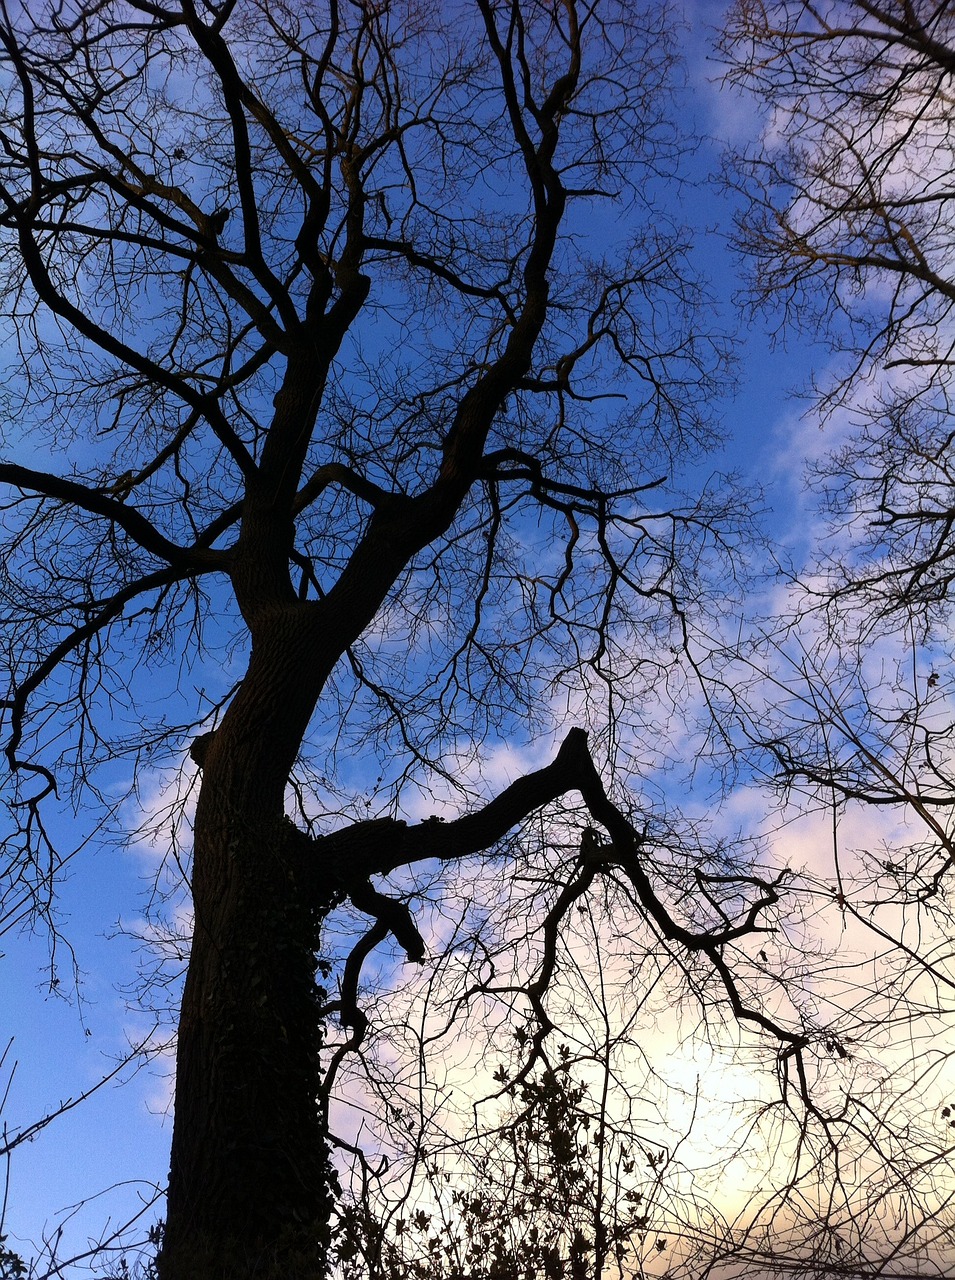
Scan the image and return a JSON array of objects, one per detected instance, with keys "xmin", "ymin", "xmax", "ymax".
[
  {"xmin": 0, "ymin": 3, "xmax": 806, "ymax": 1278},
  {"xmin": 337, "ymin": 1061, "xmax": 663, "ymax": 1280},
  {"xmin": 719, "ymin": 10, "xmax": 955, "ymax": 1276},
  {"xmin": 724, "ymin": 0, "xmax": 955, "ymax": 620},
  {"xmin": 722, "ymin": 0, "xmax": 955, "ymax": 932}
]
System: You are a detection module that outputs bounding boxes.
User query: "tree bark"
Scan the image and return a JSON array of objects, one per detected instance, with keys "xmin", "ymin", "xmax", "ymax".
[{"xmin": 159, "ymin": 613, "xmax": 341, "ymax": 1280}]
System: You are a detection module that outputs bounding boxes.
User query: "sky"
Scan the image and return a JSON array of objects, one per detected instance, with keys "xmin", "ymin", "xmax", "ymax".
[{"xmin": 1, "ymin": 2, "xmax": 950, "ymax": 1277}]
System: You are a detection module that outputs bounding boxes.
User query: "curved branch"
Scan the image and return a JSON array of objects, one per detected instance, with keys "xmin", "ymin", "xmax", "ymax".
[
  {"xmin": 1, "ymin": 564, "xmax": 197, "ymax": 780},
  {"xmin": 303, "ymin": 729, "xmax": 806, "ymax": 1076},
  {"xmin": 0, "ymin": 463, "xmax": 228, "ymax": 569},
  {"xmin": 293, "ymin": 463, "xmax": 394, "ymax": 516},
  {"xmin": 348, "ymin": 879, "xmax": 425, "ymax": 963}
]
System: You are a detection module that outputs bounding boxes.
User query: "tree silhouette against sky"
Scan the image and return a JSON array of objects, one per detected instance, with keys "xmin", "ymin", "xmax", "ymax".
[
  {"xmin": 0, "ymin": 2, "xmax": 802, "ymax": 1277},
  {"xmin": 5, "ymin": 3, "xmax": 955, "ymax": 1279}
]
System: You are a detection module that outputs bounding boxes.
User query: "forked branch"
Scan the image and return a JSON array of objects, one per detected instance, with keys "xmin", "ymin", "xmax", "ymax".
[{"xmin": 304, "ymin": 728, "xmax": 806, "ymax": 1085}]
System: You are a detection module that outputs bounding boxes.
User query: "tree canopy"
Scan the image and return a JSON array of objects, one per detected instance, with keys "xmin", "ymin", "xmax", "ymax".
[{"xmin": 1, "ymin": 2, "xmax": 955, "ymax": 1279}]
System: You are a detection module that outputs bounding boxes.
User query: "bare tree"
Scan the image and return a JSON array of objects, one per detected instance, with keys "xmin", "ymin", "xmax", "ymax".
[
  {"xmin": 720, "ymin": 0, "xmax": 955, "ymax": 966},
  {"xmin": 718, "ymin": 10, "xmax": 955, "ymax": 1273},
  {"xmin": 0, "ymin": 2, "xmax": 814, "ymax": 1278},
  {"xmin": 722, "ymin": 0, "xmax": 955, "ymax": 622}
]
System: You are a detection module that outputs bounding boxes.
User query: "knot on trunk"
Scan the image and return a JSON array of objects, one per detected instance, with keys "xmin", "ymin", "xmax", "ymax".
[{"xmin": 189, "ymin": 730, "xmax": 216, "ymax": 768}]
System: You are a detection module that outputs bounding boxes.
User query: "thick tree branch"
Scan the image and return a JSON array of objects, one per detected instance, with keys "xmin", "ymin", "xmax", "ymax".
[
  {"xmin": 293, "ymin": 463, "xmax": 394, "ymax": 516},
  {"xmin": 348, "ymin": 878, "xmax": 425, "ymax": 963},
  {"xmin": 299, "ymin": 729, "xmax": 805, "ymax": 1077},
  {"xmin": 0, "ymin": 463, "xmax": 228, "ymax": 569}
]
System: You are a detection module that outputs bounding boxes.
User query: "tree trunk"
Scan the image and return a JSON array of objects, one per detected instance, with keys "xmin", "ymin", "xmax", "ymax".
[{"xmin": 158, "ymin": 616, "xmax": 340, "ymax": 1280}]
